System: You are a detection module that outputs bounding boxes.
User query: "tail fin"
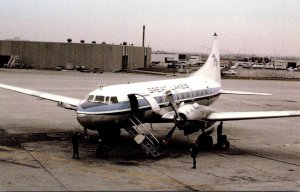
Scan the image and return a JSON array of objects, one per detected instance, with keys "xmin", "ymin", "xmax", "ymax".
[{"xmin": 190, "ymin": 33, "xmax": 220, "ymax": 84}]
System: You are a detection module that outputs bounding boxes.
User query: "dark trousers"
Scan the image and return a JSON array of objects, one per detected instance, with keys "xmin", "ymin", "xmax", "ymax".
[
  {"xmin": 73, "ymin": 145, "xmax": 79, "ymax": 159},
  {"xmin": 192, "ymin": 156, "xmax": 196, "ymax": 168}
]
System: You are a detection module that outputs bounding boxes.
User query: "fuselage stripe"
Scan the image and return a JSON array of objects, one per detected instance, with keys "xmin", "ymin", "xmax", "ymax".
[{"xmin": 77, "ymin": 91, "xmax": 220, "ymax": 115}]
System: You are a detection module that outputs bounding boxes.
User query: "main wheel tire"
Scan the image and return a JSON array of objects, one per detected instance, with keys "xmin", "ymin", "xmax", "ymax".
[
  {"xmin": 216, "ymin": 135, "xmax": 230, "ymax": 149},
  {"xmin": 223, "ymin": 140, "xmax": 230, "ymax": 149},
  {"xmin": 196, "ymin": 135, "xmax": 213, "ymax": 150}
]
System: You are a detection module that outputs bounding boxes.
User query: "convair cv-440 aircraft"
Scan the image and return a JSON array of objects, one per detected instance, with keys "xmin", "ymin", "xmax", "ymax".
[{"xmin": 1, "ymin": 33, "xmax": 300, "ymax": 157}]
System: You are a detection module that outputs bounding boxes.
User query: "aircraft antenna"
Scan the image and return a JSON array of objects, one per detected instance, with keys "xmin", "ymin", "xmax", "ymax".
[{"xmin": 98, "ymin": 83, "xmax": 104, "ymax": 90}]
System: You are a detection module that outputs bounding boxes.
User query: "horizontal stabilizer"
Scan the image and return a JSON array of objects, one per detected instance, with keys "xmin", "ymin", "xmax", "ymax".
[
  {"xmin": 0, "ymin": 83, "xmax": 81, "ymax": 109},
  {"xmin": 220, "ymin": 89, "xmax": 272, "ymax": 96},
  {"xmin": 207, "ymin": 110, "xmax": 300, "ymax": 121}
]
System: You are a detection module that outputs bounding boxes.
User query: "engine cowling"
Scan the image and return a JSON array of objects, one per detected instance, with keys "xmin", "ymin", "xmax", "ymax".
[
  {"xmin": 177, "ymin": 103, "xmax": 216, "ymax": 135},
  {"xmin": 178, "ymin": 103, "xmax": 216, "ymax": 121}
]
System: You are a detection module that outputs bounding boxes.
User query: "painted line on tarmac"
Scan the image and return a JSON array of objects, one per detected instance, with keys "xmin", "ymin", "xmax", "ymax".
[{"xmin": 25, "ymin": 150, "xmax": 69, "ymax": 191}]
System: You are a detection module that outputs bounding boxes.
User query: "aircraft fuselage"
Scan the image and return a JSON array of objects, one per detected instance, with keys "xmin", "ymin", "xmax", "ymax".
[{"xmin": 76, "ymin": 77, "xmax": 221, "ymax": 130}]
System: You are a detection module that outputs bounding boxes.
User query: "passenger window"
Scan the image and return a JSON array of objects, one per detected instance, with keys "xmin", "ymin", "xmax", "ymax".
[
  {"xmin": 180, "ymin": 93, "xmax": 185, "ymax": 100},
  {"xmin": 87, "ymin": 95, "xmax": 94, "ymax": 102},
  {"xmin": 164, "ymin": 95, "xmax": 169, "ymax": 105},
  {"xmin": 175, "ymin": 93, "xmax": 178, "ymax": 101},
  {"xmin": 189, "ymin": 91, "xmax": 194, "ymax": 100},
  {"xmin": 158, "ymin": 96, "xmax": 163, "ymax": 103},
  {"xmin": 175, "ymin": 93, "xmax": 180, "ymax": 103},
  {"xmin": 105, "ymin": 97, "xmax": 110, "ymax": 104},
  {"xmin": 184, "ymin": 92, "xmax": 189, "ymax": 99},
  {"xmin": 110, "ymin": 97, "xmax": 118, "ymax": 104},
  {"xmin": 193, "ymin": 91, "xmax": 197, "ymax": 97},
  {"xmin": 163, "ymin": 96, "xmax": 167, "ymax": 103}
]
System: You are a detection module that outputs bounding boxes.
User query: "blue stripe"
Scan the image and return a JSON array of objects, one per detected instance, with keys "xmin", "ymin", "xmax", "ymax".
[{"xmin": 77, "ymin": 89, "xmax": 220, "ymax": 115}]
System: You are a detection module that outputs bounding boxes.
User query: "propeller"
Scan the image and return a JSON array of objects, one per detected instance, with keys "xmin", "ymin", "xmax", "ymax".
[
  {"xmin": 162, "ymin": 124, "xmax": 177, "ymax": 145},
  {"xmin": 162, "ymin": 90, "xmax": 184, "ymax": 145},
  {"xmin": 166, "ymin": 90, "xmax": 180, "ymax": 120}
]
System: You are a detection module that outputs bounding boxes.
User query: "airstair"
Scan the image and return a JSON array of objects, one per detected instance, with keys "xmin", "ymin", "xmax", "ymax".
[
  {"xmin": 125, "ymin": 115, "xmax": 160, "ymax": 158},
  {"xmin": 125, "ymin": 93, "xmax": 161, "ymax": 158}
]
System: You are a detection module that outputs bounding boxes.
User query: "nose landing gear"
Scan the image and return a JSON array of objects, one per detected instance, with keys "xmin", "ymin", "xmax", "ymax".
[{"xmin": 216, "ymin": 135, "xmax": 230, "ymax": 149}]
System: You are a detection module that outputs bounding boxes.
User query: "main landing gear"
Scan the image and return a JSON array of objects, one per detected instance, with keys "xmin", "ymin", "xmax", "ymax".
[
  {"xmin": 216, "ymin": 134, "xmax": 230, "ymax": 149},
  {"xmin": 196, "ymin": 121, "xmax": 230, "ymax": 150},
  {"xmin": 196, "ymin": 135, "xmax": 213, "ymax": 150},
  {"xmin": 216, "ymin": 121, "xmax": 230, "ymax": 149}
]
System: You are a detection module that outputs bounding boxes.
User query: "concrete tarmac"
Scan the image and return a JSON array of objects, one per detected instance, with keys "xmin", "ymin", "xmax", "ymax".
[{"xmin": 0, "ymin": 69, "xmax": 300, "ymax": 191}]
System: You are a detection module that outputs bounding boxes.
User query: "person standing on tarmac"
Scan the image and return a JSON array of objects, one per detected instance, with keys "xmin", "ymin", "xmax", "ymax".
[
  {"xmin": 190, "ymin": 142, "xmax": 199, "ymax": 169},
  {"xmin": 216, "ymin": 121, "xmax": 225, "ymax": 148},
  {"xmin": 72, "ymin": 131, "xmax": 80, "ymax": 159}
]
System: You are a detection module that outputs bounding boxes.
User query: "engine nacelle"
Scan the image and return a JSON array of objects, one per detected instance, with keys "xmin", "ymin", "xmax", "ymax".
[
  {"xmin": 57, "ymin": 101, "xmax": 77, "ymax": 110},
  {"xmin": 178, "ymin": 103, "xmax": 216, "ymax": 121},
  {"xmin": 177, "ymin": 103, "xmax": 216, "ymax": 135}
]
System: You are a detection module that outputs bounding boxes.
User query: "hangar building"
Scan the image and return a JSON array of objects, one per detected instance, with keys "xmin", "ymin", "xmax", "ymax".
[
  {"xmin": 274, "ymin": 59, "xmax": 300, "ymax": 69},
  {"xmin": 0, "ymin": 40, "xmax": 151, "ymax": 72}
]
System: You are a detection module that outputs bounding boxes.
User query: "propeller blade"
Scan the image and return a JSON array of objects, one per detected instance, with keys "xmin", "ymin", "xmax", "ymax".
[
  {"xmin": 162, "ymin": 125, "xmax": 177, "ymax": 145},
  {"xmin": 166, "ymin": 90, "xmax": 180, "ymax": 118}
]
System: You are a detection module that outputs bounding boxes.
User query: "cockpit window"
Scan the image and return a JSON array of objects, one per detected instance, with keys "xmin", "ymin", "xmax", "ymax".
[
  {"xmin": 86, "ymin": 95, "xmax": 118, "ymax": 104},
  {"xmin": 105, "ymin": 97, "xmax": 110, "ymax": 103},
  {"xmin": 87, "ymin": 95, "xmax": 94, "ymax": 102},
  {"xmin": 111, "ymin": 97, "xmax": 118, "ymax": 104},
  {"xmin": 95, "ymin": 95, "xmax": 105, "ymax": 103}
]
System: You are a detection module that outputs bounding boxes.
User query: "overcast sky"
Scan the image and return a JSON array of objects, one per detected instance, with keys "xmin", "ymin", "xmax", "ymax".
[{"xmin": 1, "ymin": 0, "xmax": 299, "ymax": 57}]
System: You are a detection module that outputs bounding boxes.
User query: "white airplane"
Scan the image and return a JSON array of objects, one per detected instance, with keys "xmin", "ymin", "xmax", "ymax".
[{"xmin": 1, "ymin": 33, "xmax": 300, "ymax": 157}]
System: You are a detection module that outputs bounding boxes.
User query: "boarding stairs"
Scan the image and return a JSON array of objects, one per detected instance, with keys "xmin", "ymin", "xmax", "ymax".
[{"xmin": 125, "ymin": 115, "xmax": 160, "ymax": 158}]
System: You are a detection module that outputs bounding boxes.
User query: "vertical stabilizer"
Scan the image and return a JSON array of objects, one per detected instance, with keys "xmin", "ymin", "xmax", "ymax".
[{"xmin": 190, "ymin": 33, "xmax": 220, "ymax": 84}]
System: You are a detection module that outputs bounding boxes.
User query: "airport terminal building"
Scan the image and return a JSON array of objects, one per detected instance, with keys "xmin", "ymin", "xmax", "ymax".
[{"xmin": 0, "ymin": 40, "xmax": 151, "ymax": 72}]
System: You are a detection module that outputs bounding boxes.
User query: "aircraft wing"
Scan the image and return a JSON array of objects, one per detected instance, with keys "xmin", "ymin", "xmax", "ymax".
[
  {"xmin": 0, "ymin": 83, "xmax": 81, "ymax": 110},
  {"xmin": 206, "ymin": 110, "xmax": 300, "ymax": 121},
  {"xmin": 220, "ymin": 89, "xmax": 272, "ymax": 96}
]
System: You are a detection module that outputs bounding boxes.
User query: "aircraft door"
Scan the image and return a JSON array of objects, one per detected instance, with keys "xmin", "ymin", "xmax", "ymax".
[{"xmin": 128, "ymin": 94, "xmax": 139, "ymax": 114}]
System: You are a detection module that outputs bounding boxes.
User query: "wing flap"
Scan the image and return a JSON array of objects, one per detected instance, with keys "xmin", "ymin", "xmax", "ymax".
[
  {"xmin": 0, "ymin": 83, "xmax": 81, "ymax": 108},
  {"xmin": 220, "ymin": 89, "xmax": 272, "ymax": 96},
  {"xmin": 207, "ymin": 110, "xmax": 300, "ymax": 121}
]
